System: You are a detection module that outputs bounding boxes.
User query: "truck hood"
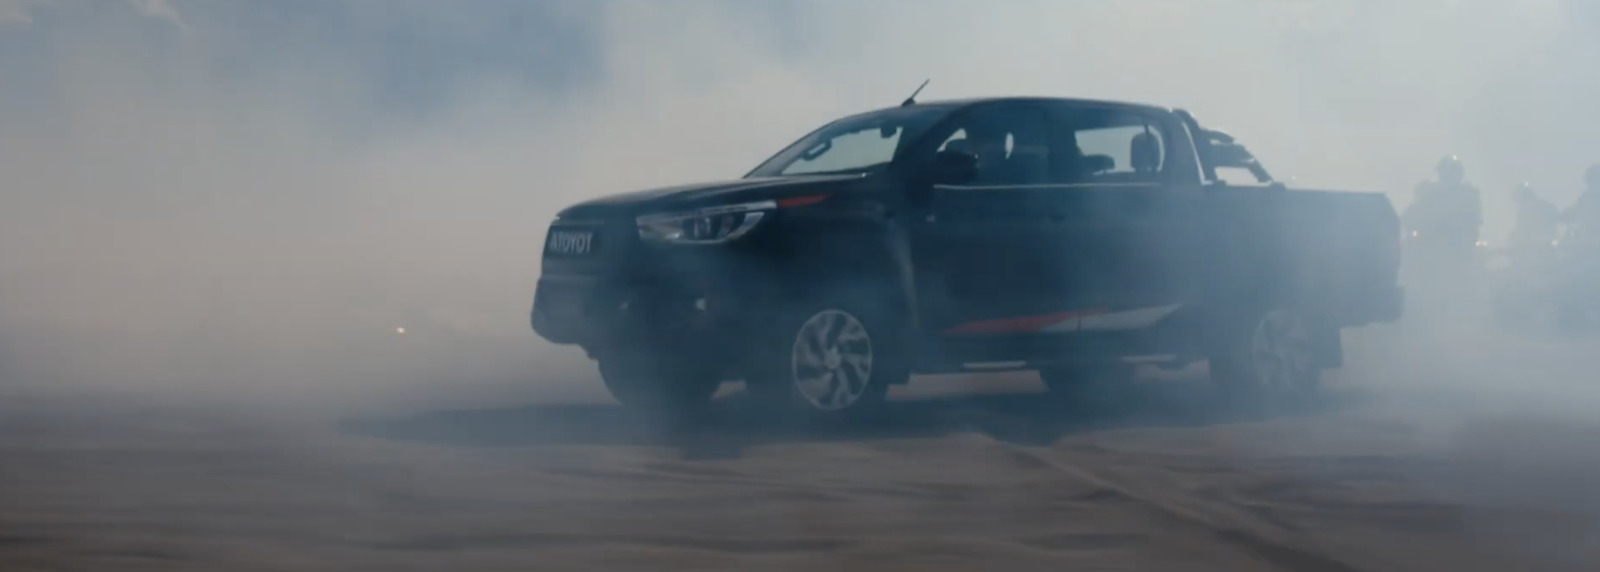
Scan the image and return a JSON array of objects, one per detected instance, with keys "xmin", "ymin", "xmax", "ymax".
[{"xmin": 556, "ymin": 173, "xmax": 869, "ymax": 218}]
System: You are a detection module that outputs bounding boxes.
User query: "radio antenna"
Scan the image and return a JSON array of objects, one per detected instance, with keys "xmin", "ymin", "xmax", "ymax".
[{"xmin": 900, "ymin": 79, "xmax": 931, "ymax": 107}]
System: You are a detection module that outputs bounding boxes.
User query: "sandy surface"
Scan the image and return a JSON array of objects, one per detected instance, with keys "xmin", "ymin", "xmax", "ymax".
[{"xmin": 5, "ymin": 330, "xmax": 1600, "ymax": 572}]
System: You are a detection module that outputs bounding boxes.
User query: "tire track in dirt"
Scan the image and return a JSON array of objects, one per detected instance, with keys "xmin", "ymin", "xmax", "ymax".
[
  {"xmin": 986, "ymin": 444, "xmax": 1365, "ymax": 572},
  {"xmin": 375, "ymin": 532, "xmax": 855, "ymax": 554}
]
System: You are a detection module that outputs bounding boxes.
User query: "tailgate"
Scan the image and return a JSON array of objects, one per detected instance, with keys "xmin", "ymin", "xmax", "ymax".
[{"xmin": 1281, "ymin": 189, "xmax": 1403, "ymax": 325}]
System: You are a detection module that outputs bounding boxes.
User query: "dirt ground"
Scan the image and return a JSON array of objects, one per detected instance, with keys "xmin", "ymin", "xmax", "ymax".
[{"xmin": 4, "ymin": 329, "xmax": 1600, "ymax": 572}]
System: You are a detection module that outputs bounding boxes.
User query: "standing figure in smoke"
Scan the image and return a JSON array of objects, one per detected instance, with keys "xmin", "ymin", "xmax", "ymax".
[
  {"xmin": 1491, "ymin": 182, "xmax": 1563, "ymax": 331},
  {"xmin": 1552, "ymin": 164, "xmax": 1600, "ymax": 332},
  {"xmin": 1507, "ymin": 181, "xmax": 1561, "ymax": 258},
  {"xmin": 1562, "ymin": 163, "xmax": 1600, "ymax": 240},
  {"xmin": 1399, "ymin": 155, "xmax": 1485, "ymax": 327},
  {"xmin": 1402, "ymin": 155, "xmax": 1483, "ymax": 248}
]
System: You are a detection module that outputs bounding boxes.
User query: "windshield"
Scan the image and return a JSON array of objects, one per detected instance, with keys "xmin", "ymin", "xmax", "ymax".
[{"xmin": 745, "ymin": 105, "xmax": 954, "ymax": 178}]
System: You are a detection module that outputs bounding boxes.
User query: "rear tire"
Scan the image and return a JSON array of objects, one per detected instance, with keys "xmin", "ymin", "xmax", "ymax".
[
  {"xmin": 745, "ymin": 291, "xmax": 908, "ymax": 423},
  {"xmin": 1207, "ymin": 307, "xmax": 1326, "ymax": 410}
]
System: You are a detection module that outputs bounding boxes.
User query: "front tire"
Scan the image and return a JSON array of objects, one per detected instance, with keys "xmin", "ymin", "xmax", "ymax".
[
  {"xmin": 598, "ymin": 354, "xmax": 723, "ymax": 416},
  {"xmin": 746, "ymin": 294, "xmax": 908, "ymax": 422}
]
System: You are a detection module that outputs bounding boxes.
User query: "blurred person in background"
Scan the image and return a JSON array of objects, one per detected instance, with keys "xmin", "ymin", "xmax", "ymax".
[
  {"xmin": 1507, "ymin": 181, "xmax": 1561, "ymax": 258},
  {"xmin": 1401, "ymin": 155, "xmax": 1483, "ymax": 249},
  {"xmin": 1552, "ymin": 164, "xmax": 1600, "ymax": 332},
  {"xmin": 1561, "ymin": 164, "xmax": 1600, "ymax": 241},
  {"xmin": 1491, "ymin": 182, "xmax": 1563, "ymax": 332},
  {"xmin": 1400, "ymin": 155, "xmax": 1485, "ymax": 328}
]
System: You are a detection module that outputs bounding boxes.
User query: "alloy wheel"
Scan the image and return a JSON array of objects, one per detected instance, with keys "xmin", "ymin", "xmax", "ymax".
[
  {"xmin": 790, "ymin": 309, "xmax": 874, "ymax": 411},
  {"xmin": 1248, "ymin": 310, "xmax": 1317, "ymax": 392}
]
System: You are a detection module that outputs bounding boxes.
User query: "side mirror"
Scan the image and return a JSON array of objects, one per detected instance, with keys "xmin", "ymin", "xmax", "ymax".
[{"xmin": 926, "ymin": 150, "xmax": 979, "ymax": 185}]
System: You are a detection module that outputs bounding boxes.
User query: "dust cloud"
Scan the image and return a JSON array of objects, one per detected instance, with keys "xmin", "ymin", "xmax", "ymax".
[
  {"xmin": 5, "ymin": 2, "xmax": 1600, "ymax": 570},
  {"xmin": 0, "ymin": 0, "xmax": 1593, "ymax": 413},
  {"xmin": 0, "ymin": 0, "xmax": 1592, "ymax": 414}
]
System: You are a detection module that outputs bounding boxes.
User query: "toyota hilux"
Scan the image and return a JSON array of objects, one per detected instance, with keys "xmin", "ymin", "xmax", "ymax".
[{"xmin": 531, "ymin": 96, "xmax": 1404, "ymax": 419}]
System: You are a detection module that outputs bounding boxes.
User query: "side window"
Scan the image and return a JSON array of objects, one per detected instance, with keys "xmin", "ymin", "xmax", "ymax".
[
  {"xmin": 928, "ymin": 104, "xmax": 1053, "ymax": 186},
  {"xmin": 1212, "ymin": 166, "xmax": 1259, "ymax": 186},
  {"xmin": 1045, "ymin": 106, "xmax": 1169, "ymax": 185}
]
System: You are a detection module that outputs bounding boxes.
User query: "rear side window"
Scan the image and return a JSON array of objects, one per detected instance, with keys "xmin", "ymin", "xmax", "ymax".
[
  {"xmin": 1045, "ymin": 105, "xmax": 1169, "ymax": 185},
  {"xmin": 1075, "ymin": 124, "xmax": 1164, "ymax": 180}
]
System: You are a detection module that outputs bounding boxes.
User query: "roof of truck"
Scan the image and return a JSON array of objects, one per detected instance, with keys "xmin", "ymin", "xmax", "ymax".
[{"xmin": 874, "ymin": 95, "xmax": 1176, "ymax": 115}]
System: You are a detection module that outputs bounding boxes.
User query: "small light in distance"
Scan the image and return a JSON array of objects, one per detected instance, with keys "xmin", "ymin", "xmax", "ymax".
[{"xmin": 395, "ymin": 327, "xmax": 406, "ymax": 335}]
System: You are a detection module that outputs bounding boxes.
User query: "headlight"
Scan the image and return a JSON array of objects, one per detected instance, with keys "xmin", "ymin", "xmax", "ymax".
[{"xmin": 636, "ymin": 200, "xmax": 776, "ymax": 245}]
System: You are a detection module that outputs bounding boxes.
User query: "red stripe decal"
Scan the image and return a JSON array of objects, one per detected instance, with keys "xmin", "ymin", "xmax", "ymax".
[
  {"xmin": 777, "ymin": 194, "xmax": 830, "ymax": 208},
  {"xmin": 942, "ymin": 308, "xmax": 1108, "ymax": 335}
]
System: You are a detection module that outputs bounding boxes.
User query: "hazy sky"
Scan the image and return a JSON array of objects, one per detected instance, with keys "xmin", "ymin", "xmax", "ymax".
[{"xmin": 1, "ymin": 0, "xmax": 1597, "ymax": 402}]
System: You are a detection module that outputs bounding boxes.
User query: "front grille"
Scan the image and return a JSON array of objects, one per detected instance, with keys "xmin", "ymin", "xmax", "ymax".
[
  {"xmin": 544, "ymin": 225, "xmax": 602, "ymax": 259},
  {"xmin": 540, "ymin": 215, "xmax": 639, "ymax": 275}
]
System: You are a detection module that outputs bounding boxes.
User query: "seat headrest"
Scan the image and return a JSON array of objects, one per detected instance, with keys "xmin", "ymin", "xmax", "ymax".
[{"xmin": 1130, "ymin": 132, "xmax": 1161, "ymax": 173}]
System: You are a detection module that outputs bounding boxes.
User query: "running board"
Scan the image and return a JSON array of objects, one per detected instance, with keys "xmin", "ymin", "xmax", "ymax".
[
  {"xmin": 960, "ymin": 361, "xmax": 1029, "ymax": 370},
  {"xmin": 956, "ymin": 354, "xmax": 1189, "ymax": 372}
]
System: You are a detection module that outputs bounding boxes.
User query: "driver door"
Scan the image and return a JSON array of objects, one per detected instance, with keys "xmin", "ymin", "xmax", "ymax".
[{"xmin": 905, "ymin": 102, "xmax": 1086, "ymax": 356}]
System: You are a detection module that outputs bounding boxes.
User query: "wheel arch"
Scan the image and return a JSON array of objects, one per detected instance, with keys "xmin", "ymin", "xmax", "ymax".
[{"xmin": 764, "ymin": 217, "xmax": 919, "ymax": 337}]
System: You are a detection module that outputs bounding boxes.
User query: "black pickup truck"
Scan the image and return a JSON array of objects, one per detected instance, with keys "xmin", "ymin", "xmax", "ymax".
[{"xmin": 531, "ymin": 96, "xmax": 1404, "ymax": 419}]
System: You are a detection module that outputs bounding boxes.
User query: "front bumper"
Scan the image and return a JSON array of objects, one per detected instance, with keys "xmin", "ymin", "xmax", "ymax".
[
  {"xmin": 529, "ymin": 274, "xmax": 610, "ymax": 345},
  {"xmin": 529, "ymin": 273, "xmax": 735, "ymax": 355}
]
